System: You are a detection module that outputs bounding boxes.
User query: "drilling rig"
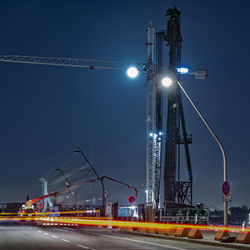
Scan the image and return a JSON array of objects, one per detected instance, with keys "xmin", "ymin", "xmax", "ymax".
[
  {"xmin": 145, "ymin": 7, "xmax": 194, "ymax": 218},
  {"xmin": 163, "ymin": 7, "xmax": 193, "ymax": 208}
]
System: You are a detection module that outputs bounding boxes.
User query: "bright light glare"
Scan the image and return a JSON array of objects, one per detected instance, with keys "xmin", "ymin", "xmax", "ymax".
[
  {"xmin": 161, "ymin": 77, "xmax": 172, "ymax": 87},
  {"xmin": 177, "ymin": 67, "xmax": 189, "ymax": 74},
  {"xmin": 127, "ymin": 66, "xmax": 139, "ymax": 78},
  {"xmin": 149, "ymin": 132, "xmax": 153, "ymax": 137}
]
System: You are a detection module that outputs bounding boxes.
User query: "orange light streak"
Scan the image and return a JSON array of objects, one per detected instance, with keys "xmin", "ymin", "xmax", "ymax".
[{"xmin": 0, "ymin": 215, "xmax": 249, "ymax": 233}]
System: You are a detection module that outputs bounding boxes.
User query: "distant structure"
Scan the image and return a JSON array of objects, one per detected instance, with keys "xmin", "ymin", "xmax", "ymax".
[{"xmin": 39, "ymin": 178, "xmax": 53, "ymax": 212}]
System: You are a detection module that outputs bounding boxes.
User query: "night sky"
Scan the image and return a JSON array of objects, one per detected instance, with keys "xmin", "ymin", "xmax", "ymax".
[{"xmin": 0, "ymin": 0, "xmax": 249, "ymax": 210}]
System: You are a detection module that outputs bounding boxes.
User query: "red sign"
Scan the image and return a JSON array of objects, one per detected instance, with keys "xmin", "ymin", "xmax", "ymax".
[
  {"xmin": 222, "ymin": 181, "xmax": 230, "ymax": 196},
  {"xmin": 128, "ymin": 195, "xmax": 136, "ymax": 204},
  {"xmin": 37, "ymin": 202, "xmax": 43, "ymax": 209}
]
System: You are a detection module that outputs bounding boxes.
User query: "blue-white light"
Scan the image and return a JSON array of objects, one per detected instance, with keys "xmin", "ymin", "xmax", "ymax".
[
  {"xmin": 127, "ymin": 66, "xmax": 139, "ymax": 78},
  {"xmin": 161, "ymin": 77, "xmax": 172, "ymax": 87},
  {"xmin": 149, "ymin": 132, "xmax": 154, "ymax": 137},
  {"xmin": 158, "ymin": 131, "xmax": 163, "ymax": 136},
  {"xmin": 176, "ymin": 67, "xmax": 189, "ymax": 74}
]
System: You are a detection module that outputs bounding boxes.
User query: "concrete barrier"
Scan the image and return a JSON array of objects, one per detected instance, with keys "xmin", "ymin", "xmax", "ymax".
[
  {"xmin": 214, "ymin": 231, "xmax": 229, "ymax": 241},
  {"xmin": 126, "ymin": 227, "xmax": 134, "ymax": 232},
  {"xmin": 175, "ymin": 228, "xmax": 188, "ymax": 237},
  {"xmin": 167, "ymin": 229, "xmax": 176, "ymax": 236},
  {"xmin": 156, "ymin": 229, "xmax": 176, "ymax": 236},
  {"xmin": 235, "ymin": 232, "xmax": 250, "ymax": 244},
  {"xmin": 137, "ymin": 228, "xmax": 147, "ymax": 233},
  {"xmin": 146, "ymin": 228, "xmax": 155, "ymax": 234},
  {"xmin": 118, "ymin": 227, "xmax": 127, "ymax": 232},
  {"xmin": 188, "ymin": 229, "xmax": 203, "ymax": 239}
]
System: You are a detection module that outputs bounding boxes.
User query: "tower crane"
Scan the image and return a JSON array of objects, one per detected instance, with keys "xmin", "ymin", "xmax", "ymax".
[
  {"xmin": 0, "ymin": 55, "xmax": 144, "ymax": 71},
  {"xmin": 0, "ymin": 53, "xmax": 156, "ymax": 207}
]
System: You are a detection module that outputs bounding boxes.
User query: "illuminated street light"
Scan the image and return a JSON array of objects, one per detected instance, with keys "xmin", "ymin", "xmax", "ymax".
[
  {"xmin": 176, "ymin": 66, "xmax": 189, "ymax": 74},
  {"xmin": 162, "ymin": 71, "xmax": 228, "ymax": 226},
  {"xmin": 161, "ymin": 77, "xmax": 173, "ymax": 87},
  {"xmin": 127, "ymin": 66, "xmax": 139, "ymax": 78},
  {"xmin": 55, "ymin": 167, "xmax": 71, "ymax": 187}
]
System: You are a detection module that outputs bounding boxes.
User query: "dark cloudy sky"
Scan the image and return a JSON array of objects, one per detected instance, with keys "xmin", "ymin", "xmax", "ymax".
[{"xmin": 0, "ymin": 0, "xmax": 249, "ymax": 209}]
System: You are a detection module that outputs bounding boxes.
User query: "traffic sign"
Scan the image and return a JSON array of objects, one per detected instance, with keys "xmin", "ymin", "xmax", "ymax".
[
  {"xmin": 128, "ymin": 195, "xmax": 136, "ymax": 204},
  {"xmin": 222, "ymin": 181, "xmax": 230, "ymax": 196},
  {"xmin": 37, "ymin": 202, "xmax": 43, "ymax": 209}
]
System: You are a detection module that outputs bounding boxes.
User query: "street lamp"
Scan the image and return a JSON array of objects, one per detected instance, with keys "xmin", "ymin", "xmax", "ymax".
[
  {"xmin": 127, "ymin": 66, "xmax": 139, "ymax": 78},
  {"xmin": 55, "ymin": 167, "xmax": 71, "ymax": 187},
  {"xmin": 161, "ymin": 71, "xmax": 228, "ymax": 226},
  {"xmin": 74, "ymin": 146, "xmax": 106, "ymax": 209},
  {"xmin": 161, "ymin": 77, "xmax": 173, "ymax": 88}
]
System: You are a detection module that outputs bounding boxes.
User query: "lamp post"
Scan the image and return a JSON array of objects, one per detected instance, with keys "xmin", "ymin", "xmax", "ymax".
[
  {"xmin": 55, "ymin": 167, "xmax": 71, "ymax": 187},
  {"xmin": 161, "ymin": 72, "xmax": 228, "ymax": 226},
  {"xmin": 74, "ymin": 146, "xmax": 106, "ymax": 209}
]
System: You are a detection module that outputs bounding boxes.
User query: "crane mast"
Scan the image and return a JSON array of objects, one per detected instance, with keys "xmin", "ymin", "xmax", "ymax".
[
  {"xmin": 145, "ymin": 21, "xmax": 163, "ymax": 210},
  {"xmin": 145, "ymin": 21, "xmax": 158, "ymax": 206}
]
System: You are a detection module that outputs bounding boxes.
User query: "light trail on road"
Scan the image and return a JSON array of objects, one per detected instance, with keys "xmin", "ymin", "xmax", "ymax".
[{"xmin": 0, "ymin": 214, "xmax": 249, "ymax": 233}]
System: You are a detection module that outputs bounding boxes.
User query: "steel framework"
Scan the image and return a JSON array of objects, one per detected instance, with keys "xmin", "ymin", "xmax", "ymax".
[
  {"xmin": 0, "ymin": 55, "xmax": 144, "ymax": 71},
  {"xmin": 163, "ymin": 7, "xmax": 193, "ymax": 208}
]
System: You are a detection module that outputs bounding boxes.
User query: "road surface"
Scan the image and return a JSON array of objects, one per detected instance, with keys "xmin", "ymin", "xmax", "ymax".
[{"xmin": 0, "ymin": 224, "xmax": 236, "ymax": 250}]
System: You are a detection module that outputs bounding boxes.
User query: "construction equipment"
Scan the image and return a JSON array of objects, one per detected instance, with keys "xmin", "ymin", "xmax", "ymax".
[
  {"xmin": 162, "ymin": 7, "xmax": 193, "ymax": 208},
  {"xmin": 145, "ymin": 21, "xmax": 158, "ymax": 207},
  {"xmin": 25, "ymin": 176, "xmax": 138, "ymax": 211},
  {"xmin": 0, "ymin": 55, "xmax": 144, "ymax": 71},
  {"xmin": 145, "ymin": 8, "xmax": 193, "ymax": 213}
]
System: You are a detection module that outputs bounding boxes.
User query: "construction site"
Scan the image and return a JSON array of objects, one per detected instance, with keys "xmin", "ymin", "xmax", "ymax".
[
  {"xmin": 0, "ymin": 7, "xmax": 211, "ymax": 225},
  {"xmin": 1, "ymin": 2, "xmax": 250, "ymax": 248}
]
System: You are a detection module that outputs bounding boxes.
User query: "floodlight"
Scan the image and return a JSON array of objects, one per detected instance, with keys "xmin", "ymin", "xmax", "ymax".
[
  {"xmin": 161, "ymin": 77, "xmax": 173, "ymax": 87},
  {"xmin": 127, "ymin": 66, "xmax": 139, "ymax": 78},
  {"xmin": 176, "ymin": 67, "xmax": 189, "ymax": 74}
]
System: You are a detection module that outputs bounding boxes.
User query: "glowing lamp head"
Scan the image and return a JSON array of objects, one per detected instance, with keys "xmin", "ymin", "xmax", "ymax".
[
  {"xmin": 176, "ymin": 67, "xmax": 189, "ymax": 74},
  {"xmin": 149, "ymin": 132, "xmax": 153, "ymax": 137},
  {"xmin": 161, "ymin": 77, "xmax": 173, "ymax": 87},
  {"xmin": 127, "ymin": 66, "xmax": 139, "ymax": 78}
]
